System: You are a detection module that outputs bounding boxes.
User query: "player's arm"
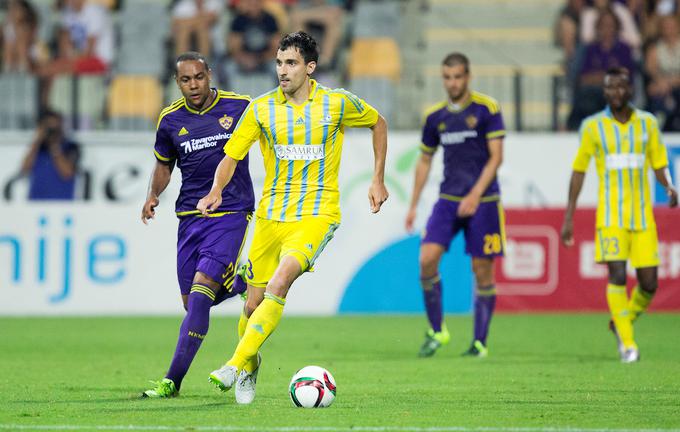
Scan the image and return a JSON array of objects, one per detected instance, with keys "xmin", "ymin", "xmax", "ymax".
[
  {"xmin": 368, "ymin": 114, "xmax": 389, "ymax": 213},
  {"xmin": 561, "ymin": 122, "xmax": 594, "ymax": 246},
  {"xmin": 141, "ymin": 159, "xmax": 174, "ymax": 224},
  {"xmin": 654, "ymin": 167, "xmax": 678, "ymax": 208},
  {"xmin": 647, "ymin": 116, "xmax": 678, "ymax": 208},
  {"xmin": 458, "ymin": 138, "xmax": 503, "ymax": 217},
  {"xmin": 197, "ymin": 155, "xmax": 239, "ymax": 215},
  {"xmin": 405, "ymin": 152, "xmax": 433, "ymax": 232},
  {"xmin": 561, "ymin": 170, "xmax": 586, "ymax": 246}
]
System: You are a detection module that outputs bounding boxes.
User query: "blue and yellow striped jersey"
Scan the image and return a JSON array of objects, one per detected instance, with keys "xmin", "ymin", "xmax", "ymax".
[
  {"xmin": 225, "ymin": 79, "xmax": 379, "ymax": 222},
  {"xmin": 574, "ymin": 107, "xmax": 669, "ymax": 230}
]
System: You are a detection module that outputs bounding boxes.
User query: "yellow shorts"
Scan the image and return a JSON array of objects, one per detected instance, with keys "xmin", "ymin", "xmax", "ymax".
[
  {"xmin": 595, "ymin": 226, "xmax": 659, "ymax": 268},
  {"xmin": 245, "ymin": 215, "xmax": 340, "ymax": 288}
]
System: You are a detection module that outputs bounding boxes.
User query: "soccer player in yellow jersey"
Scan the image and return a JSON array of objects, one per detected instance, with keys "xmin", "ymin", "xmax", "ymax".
[
  {"xmin": 197, "ymin": 31, "xmax": 389, "ymax": 403},
  {"xmin": 561, "ymin": 67, "xmax": 678, "ymax": 363}
]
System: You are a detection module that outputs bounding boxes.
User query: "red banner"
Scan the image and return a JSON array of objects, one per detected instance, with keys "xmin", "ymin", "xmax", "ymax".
[{"xmin": 496, "ymin": 209, "xmax": 680, "ymax": 311}]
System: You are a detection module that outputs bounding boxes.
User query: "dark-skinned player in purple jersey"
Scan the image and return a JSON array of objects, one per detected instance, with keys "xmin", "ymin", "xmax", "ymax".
[
  {"xmin": 406, "ymin": 52, "xmax": 506, "ymax": 358},
  {"xmin": 140, "ymin": 52, "xmax": 254, "ymax": 397}
]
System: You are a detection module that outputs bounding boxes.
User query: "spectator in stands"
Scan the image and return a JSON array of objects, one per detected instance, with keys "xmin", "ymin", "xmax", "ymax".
[
  {"xmin": 555, "ymin": 0, "xmax": 585, "ymax": 78},
  {"xmin": 224, "ymin": 0, "xmax": 279, "ymax": 76},
  {"xmin": 289, "ymin": 0, "xmax": 344, "ymax": 70},
  {"xmin": 171, "ymin": 0, "xmax": 224, "ymax": 59},
  {"xmin": 40, "ymin": 0, "xmax": 113, "ymax": 75},
  {"xmin": 568, "ymin": 9, "xmax": 636, "ymax": 129},
  {"xmin": 581, "ymin": 0, "xmax": 641, "ymax": 52},
  {"xmin": 1, "ymin": 0, "xmax": 40, "ymax": 73},
  {"xmin": 20, "ymin": 109, "xmax": 81, "ymax": 200},
  {"xmin": 645, "ymin": 15, "xmax": 680, "ymax": 131}
]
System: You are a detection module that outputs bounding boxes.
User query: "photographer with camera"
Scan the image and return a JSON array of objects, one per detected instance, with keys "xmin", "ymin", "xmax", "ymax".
[{"xmin": 20, "ymin": 109, "xmax": 81, "ymax": 200}]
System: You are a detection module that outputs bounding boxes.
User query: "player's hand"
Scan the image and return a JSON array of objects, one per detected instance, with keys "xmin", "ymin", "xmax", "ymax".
[
  {"xmin": 667, "ymin": 186, "xmax": 678, "ymax": 208},
  {"xmin": 560, "ymin": 218, "xmax": 574, "ymax": 247},
  {"xmin": 368, "ymin": 181, "xmax": 389, "ymax": 213},
  {"xmin": 197, "ymin": 191, "xmax": 222, "ymax": 216},
  {"xmin": 405, "ymin": 207, "xmax": 417, "ymax": 233},
  {"xmin": 141, "ymin": 196, "xmax": 159, "ymax": 225},
  {"xmin": 457, "ymin": 193, "xmax": 480, "ymax": 217}
]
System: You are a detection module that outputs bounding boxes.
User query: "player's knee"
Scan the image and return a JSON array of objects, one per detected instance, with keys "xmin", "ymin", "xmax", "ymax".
[
  {"xmin": 472, "ymin": 259, "xmax": 494, "ymax": 286},
  {"xmin": 608, "ymin": 270, "xmax": 627, "ymax": 286},
  {"xmin": 244, "ymin": 297, "xmax": 262, "ymax": 317},
  {"xmin": 419, "ymin": 253, "xmax": 439, "ymax": 276},
  {"xmin": 193, "ymin": 272, "xmax": 220, "ymax": 293},
  {"xmin": 638, "ymin": 276, "xmax": 658, "ymax": 294}
]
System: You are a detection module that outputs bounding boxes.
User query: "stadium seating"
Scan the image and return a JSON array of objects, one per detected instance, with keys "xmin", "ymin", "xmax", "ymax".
[
  {"xmin": 0, "ymin": 74, "xmax": 39, "ymax": 129},
  {"xmin": 108, "ymin": 75, "xmax": 163, "ymax": 130},
  {"xmin": 48, "ymin": 75, "xmax": 107, "ymax": 130}
]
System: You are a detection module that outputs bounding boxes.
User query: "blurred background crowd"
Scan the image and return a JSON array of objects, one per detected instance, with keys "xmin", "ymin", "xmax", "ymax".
[{"xmin": 0, "ymin": 0, "xmax": 679, "ymax": 133}]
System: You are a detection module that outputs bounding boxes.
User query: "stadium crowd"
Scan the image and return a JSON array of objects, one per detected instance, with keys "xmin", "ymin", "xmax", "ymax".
[{"xmin": 555, "ymin": 0, "xmax": 680, "ymax": 131}]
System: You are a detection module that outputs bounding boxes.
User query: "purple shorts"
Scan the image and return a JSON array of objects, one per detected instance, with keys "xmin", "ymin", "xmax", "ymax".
[
  {"xmin": 176, "ymin": 212, "xmax": 250, "ymax": 300},
  {"xmin": 422, "ymin": 198, "xmax": 505, "ymax": 258}
]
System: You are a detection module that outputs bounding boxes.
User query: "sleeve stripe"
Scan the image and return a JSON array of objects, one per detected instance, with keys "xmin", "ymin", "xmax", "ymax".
[
  {"xmin": 420, "ymin": 143, "xmax": 436, "ymax": 154},
  {"xmin": 486, "ymin": 130, "xmax": 506, "ymax": 139},
  {"xmin": 154, "ymin": 150, "xmax": 173, "ymax": 162}
]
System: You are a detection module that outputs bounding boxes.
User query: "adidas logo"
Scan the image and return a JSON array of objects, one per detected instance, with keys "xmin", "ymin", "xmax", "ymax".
[
  {"xmin": 295, "ymin": 117, "xmax": 305, "ymax": 125},
  {"xmin": 178, "ymin": 127, "xmax": 189, "ymax": 136},
  {"xmin": 306, "ymin": 243, "xmax": 313, "ymax": 250}
]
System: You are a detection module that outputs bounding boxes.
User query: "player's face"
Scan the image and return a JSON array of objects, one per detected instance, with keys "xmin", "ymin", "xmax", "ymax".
[
  {"xmin": 176, "ymin": 60, "xmax": 212, "ymax": 109},
  {"xmin": 442, "ymin": 64, "xmax": 469, "ymax": 102},
  {"xmin": 603, "ymin": 73, "xmax": 631, "ymax": 110},
  {"xmin": 276, "ymin": 47, "xmax": 315, "ymax": 96}
]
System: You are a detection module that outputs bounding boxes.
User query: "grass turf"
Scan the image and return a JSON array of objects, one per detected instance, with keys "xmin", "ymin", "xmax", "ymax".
[{"xmin": 1, "ymin": 314, "xmax": 679, "ymax": 431}]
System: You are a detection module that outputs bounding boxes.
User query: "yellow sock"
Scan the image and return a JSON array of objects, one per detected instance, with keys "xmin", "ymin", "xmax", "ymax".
[
  {"xmin": 606, "ymin": 283, "xmax": 636, "ymax": 349},
  {"xmin": 227, "ymin": 293, "xmax": 285, "ymax": 371},
  {"xmin": 238, "ymin": 308, "xmax": 248, "ymax": 339},
  {"xmin": 628, "ymin": 285, "xmax": 654, "ymax": 323},
  {"xmin": 237, "ymin": 308, "xmax": 260, "ymax": 373}
]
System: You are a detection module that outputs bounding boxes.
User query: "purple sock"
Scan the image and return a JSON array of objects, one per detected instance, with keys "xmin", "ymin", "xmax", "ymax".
[
  {"xmin": 421, "ymin": 275, "xmax": 443, "ymax": 332},
  {"xmin": 473, "ymin": 284, "xmax": 496, "ymax": 345},
  {"xmin": 166, "ymin": 286, "xmax": 214, "ymax": 389}
]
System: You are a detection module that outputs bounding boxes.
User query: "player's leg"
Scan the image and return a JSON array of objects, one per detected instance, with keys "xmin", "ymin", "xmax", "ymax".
[
  {"xmin": 462, "ymin": 200, "xmax": 504, "ymax": 357},
  {"xmin": 463, "ymin": 257, "xmax": 495, "ymax": 358},
  {"xmin": 417, "ymin": 199, "xmax": 459, "ymax": 356},
  {"xmin": 595, "ymin": 227, "xmax": 637, "ymax": 360},
  {"xmin": 630, "ymin": 267, "xmax": 657, "ymax": 322},
  {"xmin": 628, "ymin": 227, "xmax": 661, "ymax": 323},
  {"xmin": 210, "ymin": 216, "xmax": 282, "ymax": 395},
  {"xmin": 418, "ymin": 242, "xmax": 449, "ymax": 357}
]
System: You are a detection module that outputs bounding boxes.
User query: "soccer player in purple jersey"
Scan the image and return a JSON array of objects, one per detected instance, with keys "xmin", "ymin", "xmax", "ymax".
[
  {"xmin": 140, "ymin": 52, "xmax": 255, "ymax": 397},
  {"xmin": 405, "ymin": 52, "xmax": 506, "ymax": 358}
]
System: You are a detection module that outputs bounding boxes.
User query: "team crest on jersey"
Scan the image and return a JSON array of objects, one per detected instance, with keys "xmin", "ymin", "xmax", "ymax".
[
  {"xmin": 319, "ymin": 114, "xmax": 333, "ymax": 125},
  {"xmin": 438, "ymin": 122, "xmax": 446, "ymax": 132},
  {"xmin": 219, "ymin": 115, "xmax": 233, "ymax": 130},
  {"xmin": 465, "ymin": 115, "xmax": 478, "ymax": 129}
]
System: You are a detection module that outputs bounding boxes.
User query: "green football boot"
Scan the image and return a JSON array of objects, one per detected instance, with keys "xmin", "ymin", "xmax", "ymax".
[
  {"xmin": 462, "ymin": 340, "xmax": 488, "ymax": 358},
  {"xmin": 141, "ymin": 378, "xmax": 178, "ymax": 398},
  {"xmin": 418, "ymin": 325, "xmax": 450, "ymax": 357}
]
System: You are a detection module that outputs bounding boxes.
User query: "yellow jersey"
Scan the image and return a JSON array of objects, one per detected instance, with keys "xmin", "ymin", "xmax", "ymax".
[
  {"xmin": 573, "ymin": 107, "xmax": 669, "ymax": 230},
  {"xmin": 225, "ymin": 79, "xmax": 379, "ymax": 222}
]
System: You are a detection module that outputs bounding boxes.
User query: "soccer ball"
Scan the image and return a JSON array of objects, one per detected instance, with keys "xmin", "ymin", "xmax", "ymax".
[{"xmin": 288, "ymin": 365, "xmax": 336, "ymax": 408}]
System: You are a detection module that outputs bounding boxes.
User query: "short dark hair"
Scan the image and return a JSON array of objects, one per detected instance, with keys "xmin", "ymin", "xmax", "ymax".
[
  {"xmin": 38, "ymin": 108, "xmax": 63, "ymax": 123},
  {"xmin": 442, "ymin": 52, "xmax": 470, "ymax": 73},
  {"xmin": 175, "ymin": 51, "xmax": 210, "ymax": 75},
  {"xmin": 596, "ymin": 8, "xmax": 621, "ymax": 33},
  {"xmin": 278, "ymin": 31, "xmax": 319, "ymax": 64}
]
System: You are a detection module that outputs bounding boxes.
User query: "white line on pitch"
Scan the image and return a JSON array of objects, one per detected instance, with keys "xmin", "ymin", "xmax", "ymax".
[{"xmin": 1, "ymin": 425, "xmax": 679, "ymax": 432}]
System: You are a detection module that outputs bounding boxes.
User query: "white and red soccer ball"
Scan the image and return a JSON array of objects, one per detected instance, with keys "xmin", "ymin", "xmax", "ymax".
[{"xmin": 289, "ymin": 365, "xmax": 336, "ymax": 408}]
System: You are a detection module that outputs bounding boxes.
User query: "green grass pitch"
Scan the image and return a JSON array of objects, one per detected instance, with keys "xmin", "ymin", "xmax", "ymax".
[{"xmin": 1, "ymin": 314, "xmax": 679, "ymax": 431}]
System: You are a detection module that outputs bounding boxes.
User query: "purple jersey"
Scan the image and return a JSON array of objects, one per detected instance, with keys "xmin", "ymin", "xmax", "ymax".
[
  {"xmin": 154, "ymin": 89, "xmax": 255, "ymax": 216},
  {"xmin": 421, "ymin": 91, "xmax": 505, "ymax": 199}
]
